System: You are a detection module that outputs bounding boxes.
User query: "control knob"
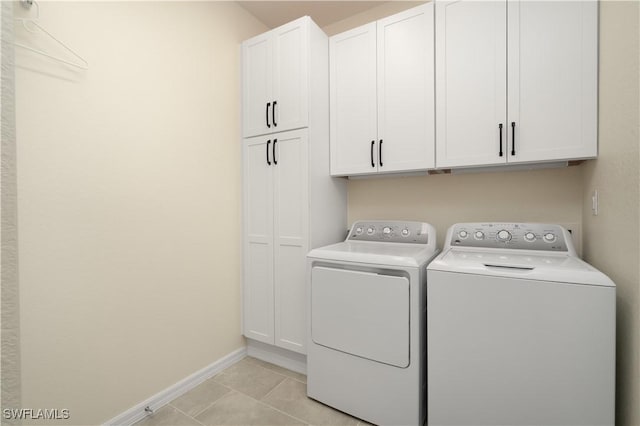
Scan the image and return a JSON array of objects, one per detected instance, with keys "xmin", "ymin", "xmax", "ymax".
[
  {"xmin": 474, "ymin": 231, "xmax": 485, "ymax": 240},
  {"xmin": 355, "ymin": 227, "xmax": 363, "ymax": 235},
  {"xmin": 458, "ymin": 230, "xmax": 469, "ymax": 239},
  {"xmin": 497, "ymin": 230, "xmax": 512, "ymax": 242},
  {"xmin": 524, "ymin": 232, "xmax": 536, "ymax": 242},
  {"xmin": 543, "ymin": 232, "xmax": 556, "ymax": 243},
  {"xmin": 383, "ymin": 227, "xmax": 392, "ymax": 235},
  {"xmin": 401, "ymin": 228, "xmax": 410, "ymax": 237},
  {"xmin": 367, "ymin": 227, "xmax": 375, "ymax": 235}
]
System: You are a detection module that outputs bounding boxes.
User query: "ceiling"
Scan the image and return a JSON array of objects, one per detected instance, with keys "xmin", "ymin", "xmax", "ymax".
[{"xmin": 237, "ymin": 1, "xmax": 389, "ymax": 29}]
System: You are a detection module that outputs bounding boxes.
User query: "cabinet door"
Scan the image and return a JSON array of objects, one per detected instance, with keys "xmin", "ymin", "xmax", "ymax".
[
  {"xmin": 273, "ymin": 18, "xmax": 309, "ymax": 134},
  {"xmin": 377, "ymin": 3, "xmax": 435, "ymax": 172},
  {"xmin": 273, "ymin": 130, "xmax": 309, "ymax": 353},
  {"xmin": 507, "ymin": 1, "xmax": 598, "ymax": 163},
  {"xmin": 435, "ymin": 0, "xmax": 507, "ymax": 168},
  {"xmin": 243, "ymin": 137, "xmax": 274, "ymax": 344},
  {"xmin": 243, "ymin": 33, "xmax": 273, "ymax": 138},
  {"xmin": 330, "ymin": 23, "xmax": 378, "ymax": 176}
]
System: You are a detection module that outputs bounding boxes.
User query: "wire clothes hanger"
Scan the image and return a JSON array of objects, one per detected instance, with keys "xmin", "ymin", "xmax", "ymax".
[{"xmin": 15, "ymin": 0, "xmax": 89, "ymax": 70}]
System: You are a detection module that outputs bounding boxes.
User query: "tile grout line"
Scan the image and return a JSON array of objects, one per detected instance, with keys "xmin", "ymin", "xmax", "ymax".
[
  {"xmin": 166, "ymin": 403, "xmax": 207, "ymax": 426},
  {"xmin": 252, "ymin": 391, "xmax": 311, "ymax": 425},
  {"xmin": 245, "ymin": 356, "xmax": 308, "ymax": 384},
  {"xmin": 215, "ymin": 359, "xmax": 291, "ymax": 402},
  {"xmin": 215, "ymin": 361, "xmax": 311, "ymax": 424},
  {"xmin": 176, "ymin": 382, "xmax": 235, "ymax": 421},
  {"xmin": 259, "ymin": 375, "xmax": 290, "ymax": 402}
]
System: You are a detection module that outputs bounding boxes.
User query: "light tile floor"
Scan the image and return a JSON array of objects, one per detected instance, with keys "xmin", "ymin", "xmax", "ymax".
[{"xmin": 135, "ymin": 357, "xmax": 369, "ymax": 426}]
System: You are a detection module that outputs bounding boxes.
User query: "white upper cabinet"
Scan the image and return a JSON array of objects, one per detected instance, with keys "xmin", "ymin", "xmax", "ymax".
[
  {"xmin": 243, "ymin": 18, "xmax": 309, "ymax": 137},
  {"xmin": 330, "ymin": 3, "xmax": 435, "ymax": 176},
  {"xmin": 435, "ymin": 0, "xmax": 598, "ymax": 169}
]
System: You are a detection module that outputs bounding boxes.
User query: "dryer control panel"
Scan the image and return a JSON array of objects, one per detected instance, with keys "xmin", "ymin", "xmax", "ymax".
[
  {"xmin": 348, "ymin": 220, "xmax": 431, "ymax": 244},
  {"xmin": 448, "ymin": 223, "xmax": 573, "ymax": 252}
]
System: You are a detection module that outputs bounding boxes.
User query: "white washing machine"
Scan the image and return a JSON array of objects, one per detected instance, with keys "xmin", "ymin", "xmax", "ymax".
[
  {"xmin": 307, "ymin": 220, "xmax": 439, "ymax": 426},
  {"xmin": 427, "ymin": 223, "xmax": 616, "ymax": 426}
]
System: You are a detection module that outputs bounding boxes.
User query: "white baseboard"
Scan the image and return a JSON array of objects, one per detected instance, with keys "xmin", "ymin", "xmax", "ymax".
[
  {"xmin": 246, "ymin": 339, "xmax": 307, "ymax": 375},
  {"xmin": 103, "ymin": 347, "xmax": 247, "ymax": 426}
]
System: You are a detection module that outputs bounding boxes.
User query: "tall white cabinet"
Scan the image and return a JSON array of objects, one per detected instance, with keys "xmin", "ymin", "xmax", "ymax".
[
  {"xmin": 435, "ymin": 0, "xmax": 598, "ymax": 168},
  {"xmin": 330, "ymin": 4, "xmax": 435, "ymax": 176},
  {"xmin": 242, "ymin": 18, "xmax": 346, "ymax": 355}
]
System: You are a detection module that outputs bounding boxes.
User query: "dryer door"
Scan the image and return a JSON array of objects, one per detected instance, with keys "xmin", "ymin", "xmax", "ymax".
[{"xmin": 311, "ymin": 266, "xmax": 410, "ymax": 368}]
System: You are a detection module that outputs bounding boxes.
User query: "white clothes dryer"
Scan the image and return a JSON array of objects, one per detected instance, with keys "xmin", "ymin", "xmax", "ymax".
[
  {"xmin": 307, "ymin": 220, "xmax": 439, "ymax": 426},
  {"xmin": 427, "ymin": 223, "xmax": 615, "ymax": 426}
]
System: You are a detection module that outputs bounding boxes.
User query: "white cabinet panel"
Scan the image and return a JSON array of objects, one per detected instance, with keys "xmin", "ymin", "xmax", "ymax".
[
  {"xmin": 273, "ymin": 133, "xmax": 308, "ymax": 352},
  {"xmin": 273, "ymin": 19, "xmax": 309, "ymax": 134},
  {"xmin": 276, "ymin": 245, "xmax": 307, "ymax": 352},
  {"xmin": 378, "ymin": 5, "xmax": 435, "ymax": 172},
  {"xmin": 243, "ymin": 34, "xmax": 273, "ymax": 139},
  {"xmin": 330, "ymin": 23, "xmax": 378, "ymax": 176},
  {"xmin": 243, "ymin": 138, "xmax": 274, "ymax": 343},
  {"xmin": 508, "ymin": 0, "xmax": 598, "ymax": 163},
  {"xmin": 435, "ymin": 0, "xmax": 507, "ymax": 168}
]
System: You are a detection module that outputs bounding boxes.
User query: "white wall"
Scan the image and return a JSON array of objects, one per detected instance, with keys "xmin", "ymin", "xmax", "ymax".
[
  {"xmin": 582, "ymin": 2, "xmax": 640, "ymax": 425},
  {"xmin": 14, "ymin": 2, "xmax": 266, "ymax": 424}
]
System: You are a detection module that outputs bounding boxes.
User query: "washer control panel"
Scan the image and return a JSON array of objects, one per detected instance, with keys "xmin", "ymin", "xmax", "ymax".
[
  {"xmin": 348, "ymin": 220, "xmax": 430, "ymax": 244},
  {"xmin": 450, "ymin": 223, "xmax": 570, "ymax": 252}
]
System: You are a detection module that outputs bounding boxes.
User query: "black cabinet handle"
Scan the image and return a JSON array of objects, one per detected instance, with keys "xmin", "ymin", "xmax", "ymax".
[
  {"xmin": 266, "ymin": 140, "xmax": 271, "ymax": 165},
  {"xmin": 272, "ymin": 101, "xmax": 277, "ymax": 127},
  {"xmin": 371, "ymin": 141, "xmax": 375, "ymax": 168},
  {"xmin": 379, "ymin": 139, "xmax": 383, "ymax": 167},
  {"xmin": 266, "ymin": 102, "xmax": 271, "ymax": 128},
  {"xmin": 273, "ymin": 139, "xmax": 278, "ymax": 165},
  {"xmin": 511, "ymin": 122, "xmax": 516, "ymax": 156},
  {"xmin": 499, "ymin": 123, "xmax": 503, "ymax": 157}
]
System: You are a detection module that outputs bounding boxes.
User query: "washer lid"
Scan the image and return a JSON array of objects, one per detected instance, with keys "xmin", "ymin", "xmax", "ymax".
[
  {"xmin": 308, "ymin": 241, "xmax": 439, "ymax": 268},
  {"xmin": 427, "ymin": 248, "xmax": 615, "ymax": 287}
]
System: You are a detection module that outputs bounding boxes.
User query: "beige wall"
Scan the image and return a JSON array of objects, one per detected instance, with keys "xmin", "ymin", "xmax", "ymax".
[
  {"xmin": 323, "ymin": 1, "xmax": 423, "ymax": 36},
  {"xmin": 2, "ymin": 0, "xmax": 22, "ymax": 421},
  {"xmin": 582, "ymin": 2, "xmax": 640, "ymax": 425},
  {"xmin": 331, "ymin": 1, "xmax": 640, "ymax": 425},
  {"xmin": 347, "ymin": 168, "xmax": 584, "ymax": 249},
  {"xmin": 14, "ymin": 2, "xmax": 266, "ymax": 424}
]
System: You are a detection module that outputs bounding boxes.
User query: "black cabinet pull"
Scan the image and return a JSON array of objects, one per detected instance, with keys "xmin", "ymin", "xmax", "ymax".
[
  {"xmin": 272, "ymin": 101, "xmax": 277, "ymax": 127},
  {"xmin": 371, "ymin": 141, "xmax": 375, "ymax": 168},
  {"xmin": 266, "ymin": 140, "xmax": 271, "ymax": 165},
  {"xmin": 273, "ymin": 139, "xmax": 278, "ymax": 165},
  {"xmin": 499, "ymin": 123, "xmax": 503, "ymax": 157},
  {"xmin": 379, "ymin": 139, "xmax": 383, "ymax": 167},
  {"xmin": 266, "ymin": 102, "xmax": 271, "ymax": 128},
  {"xmin": 511, "ymin": 122, "xmax": 516, "ymax": 156}
]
